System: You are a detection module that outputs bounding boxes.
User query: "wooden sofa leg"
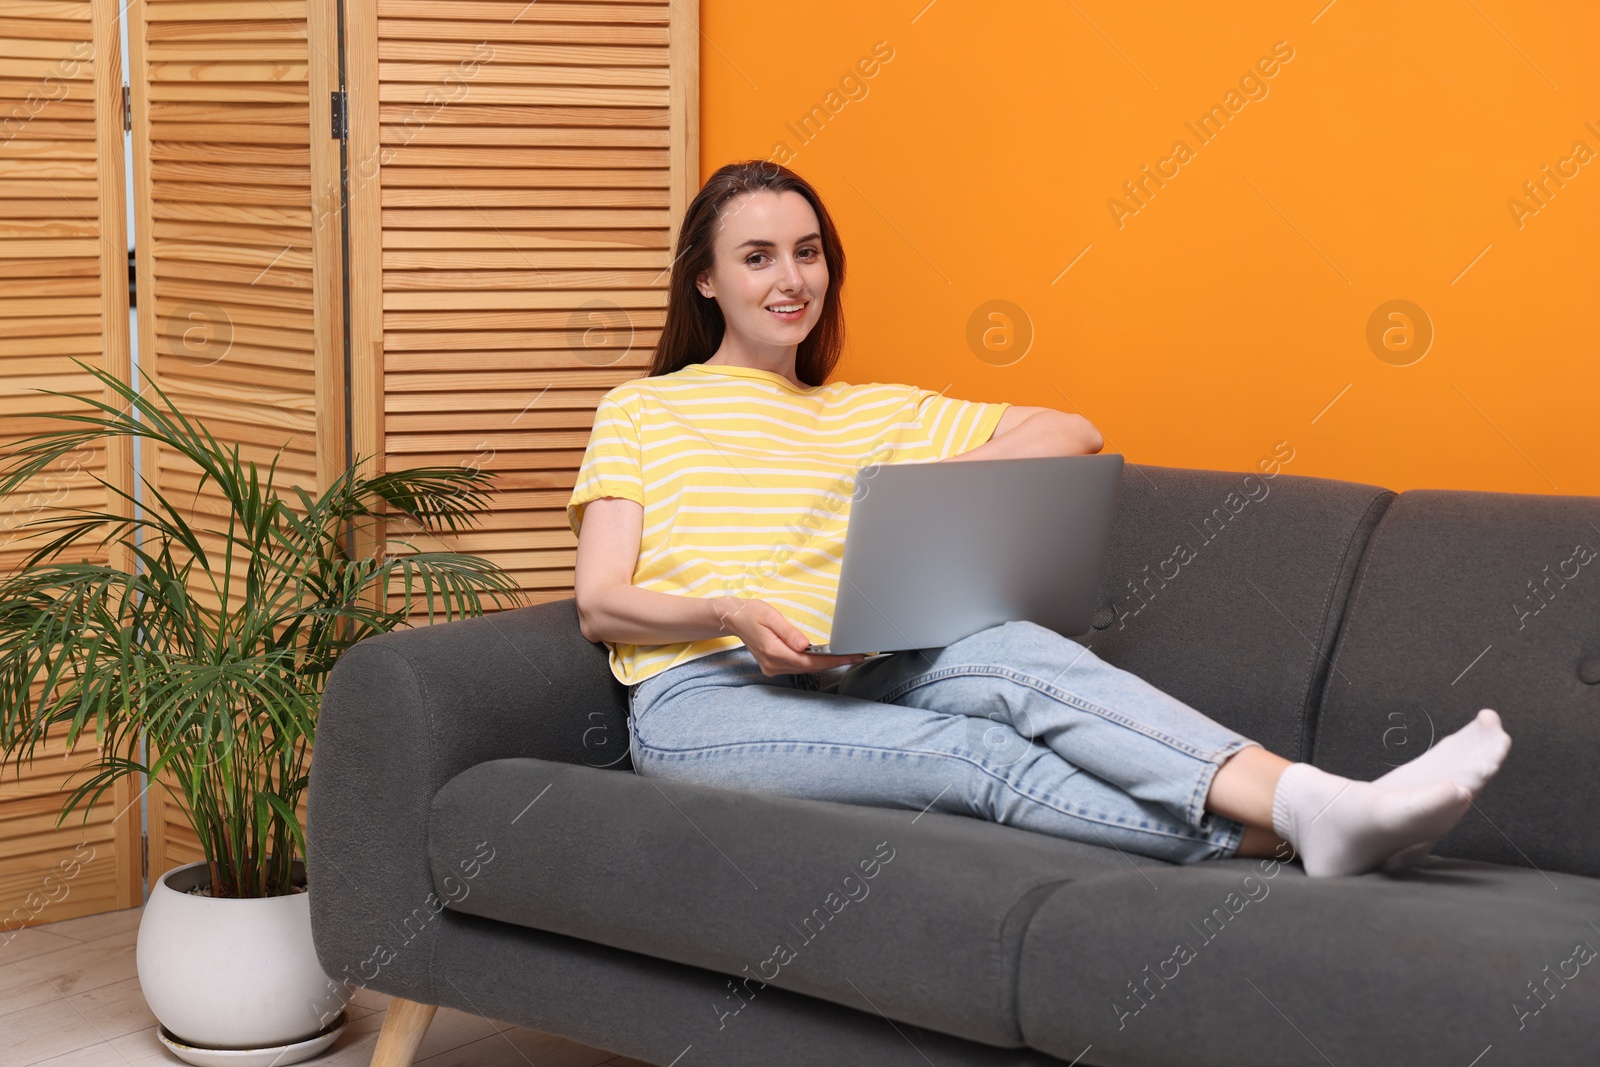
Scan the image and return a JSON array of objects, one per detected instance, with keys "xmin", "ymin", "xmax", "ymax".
[{"xmin": 371, "ymin": 998, "xmax": 438, "ymax": 1067}]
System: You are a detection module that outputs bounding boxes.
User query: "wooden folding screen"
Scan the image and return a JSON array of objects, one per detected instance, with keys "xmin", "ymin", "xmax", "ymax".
[
  {"xmin": 0, "ymin": 0, "xmax": 142, "ymax": 928},
  {"xmin": 343, "ymin": 0, "xmax": 699, "ymax": 604},
  {"xmin": 126, "ymin": 0, "xmax": 344, "ymax": 877},
  {"xmin": 2, "ymin": 0, "xmax": 696, "ymax": 922}
]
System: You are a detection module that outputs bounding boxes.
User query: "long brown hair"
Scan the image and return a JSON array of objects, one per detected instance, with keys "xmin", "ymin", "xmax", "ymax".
[{"xmin": 647, "ymin": 160, "xmax": 847, "ymax": 387}]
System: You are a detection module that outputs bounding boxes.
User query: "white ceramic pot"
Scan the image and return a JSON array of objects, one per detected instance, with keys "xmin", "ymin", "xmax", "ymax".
[{"xmin": 136, "ymin": 859, "xmax": 345, "ymax": 1056}]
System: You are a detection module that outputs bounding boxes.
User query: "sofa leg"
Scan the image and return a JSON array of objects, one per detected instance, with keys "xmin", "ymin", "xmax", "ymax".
[{"xmin": 371, "ymin": 998, "xmax": 438, "ymax": 1067}]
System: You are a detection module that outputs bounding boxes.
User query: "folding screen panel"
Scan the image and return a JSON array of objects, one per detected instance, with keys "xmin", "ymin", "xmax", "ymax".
[
  {"xmin": 343, "ymin": 0, "xmax": 699, "ymax": 604},
  {"xmin": 126, "ymin": 0, "xmax": 344, "ymax": 877},
  {"xmin": 0, "ymin": 0, "xmax": 142, "ymax": 929}
]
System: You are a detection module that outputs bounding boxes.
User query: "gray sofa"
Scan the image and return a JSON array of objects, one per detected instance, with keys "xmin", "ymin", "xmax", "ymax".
[{"xmin": 308, "ymin": 462, "xmax": 1600, "ymax": 1067}]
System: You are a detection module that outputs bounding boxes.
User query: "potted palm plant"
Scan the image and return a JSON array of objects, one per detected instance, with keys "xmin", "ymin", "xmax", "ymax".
[{"xmin": 0, "ymin": 358, "xmax": 524, "ymax": 1064}]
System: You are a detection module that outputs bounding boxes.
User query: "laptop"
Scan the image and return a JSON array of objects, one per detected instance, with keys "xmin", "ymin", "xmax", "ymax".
[{"xmin": 805, "ymin": 453, "xmax": 1124, "ymax": 655}]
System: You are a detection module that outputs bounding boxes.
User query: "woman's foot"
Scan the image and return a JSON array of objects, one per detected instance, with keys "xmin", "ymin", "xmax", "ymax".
[
  {"xmin": 1376, "ymin": 708, "xmax": 1511, "ymax": 799},
  {"xmin": 1368, "ymin": 709, "xmax": 1510, "ymax": 871},
  {"xmin": 1271, "ymin": 764, "xmax": 1473, "ymax": 877}
]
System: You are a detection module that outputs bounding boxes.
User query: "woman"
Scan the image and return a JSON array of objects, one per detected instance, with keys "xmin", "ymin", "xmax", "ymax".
[{"xmin": 567, "ymin": 160, "xmax": 1511, "ymax": 876}]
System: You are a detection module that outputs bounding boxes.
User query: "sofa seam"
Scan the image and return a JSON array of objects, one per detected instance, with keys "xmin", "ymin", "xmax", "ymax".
[
  {"xmin": 999, "ymin": 876, "xmax": 1077, "ymax": 1046},
  {"xmin": 1304, "ymin": 490, "xmax": 1397, "ymax": 764},
  {"xmin": 361, "ymin": 640, "xmax": 442, "ymax": 1002}
]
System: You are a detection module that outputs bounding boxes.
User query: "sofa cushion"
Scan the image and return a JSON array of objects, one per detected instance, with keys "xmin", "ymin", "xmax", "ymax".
[
  {"xmin": 1015, "ymin": 856, "xmax": 1600, "ymax": 1066},
  {"xmin": 1310, "ymin": 489, "xmax": 1600, "ymax": 878},
  {"xmin": 1090, "ymin": 463, "xmax": 1392, "ymax": 762},
  {"xmin": 428, "ymin": 755, "xmax": 1169, "ymax": 1049}
]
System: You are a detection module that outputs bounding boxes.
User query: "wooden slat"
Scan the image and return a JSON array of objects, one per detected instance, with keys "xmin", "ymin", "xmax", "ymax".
[
  {"xmin": 149, "ymin": 199, "xmax": 310, "ymax": 226},
  {"xmin": 0, "ymin": 257, "xmax": 100, "ymax": 279},
  {"xmin": 1, "ymin": 35, "xmax": 95, "ymax": 60},
  {"xmin": 144, "ymin": 1, "xmax": 310, "ymax": 23},
  {"xmin": 380, "ymin": 187, "xmax": 666, "ymax": 210},
  {"xmin": 383, "ymin": 288, "xmax": 666, "ymax": 312},
  {"xmin": 152, "ymin": 179, "xmax": 315, "ymax": 206},
  {"xmin": 148, "ymin": 160, "xmax": 311, "ymax": 184},
  {"xmin": 379, "ymin": 124, "xmax": 670, "ymax": 148},
  {"xmin": 0, "ymin": 179, "xmax": 97, "ymax": 198},
  {"xmin": 149, "ymin": 100, "xmax": 306, "ymax": 123},
  {"xmin": 0, "ymin": 119, "xmax": 98, "ymax": 141},
  {"xmin": 379, "ymin": 83, "xmax": 668, "ymax": 107},
  {"xmin": 144, "ymin": 19, "xmax": 311, "ymax": 42},
  {"xmin": 386, "ymin": 267, "xmax": 666, "ymax": 289},
  {"xmin": 382, "ymin": 308, "xmax": 664, "ymax": 332},
  {"xmin": 4, "ymin": 3, "xmax": 93, "ymax": 22},
  {"xmin": 0, "ymin": 217, "xmax": 101, "ymax": 239},
  {"xmin": 380, "ymin": 207, "xmax": 669, "ymax": 228},
  {"xmin": 0, "ymin": 236, "xmax": 99, "ymax": 254},
  {"xmin": 377, "ymin": 21, "xmax": 668, "ymax": 46},
  {"xmin": 0, "ymin": 295, "xmax": 99, "ymax": 315},
  {"xmin": 376, "ymin": 1, "xmax": 668, "ymax": 22},
  {"xmin": 147, "ymin": 60, "xmax": 311, "ymax": 82},
  {"xmin": 383, "ymin": 331, "xmax": 661, "ymax": 352},
  {"xmin": 0, "ymin": 18, "xmax": 93, "ymax": 41},
  {"xmin": 382, "ymin": 248, "xmax": 665, "ymax": 268},
  {"xmin": 0, "ymin": 159, "xmax": 97, "ymax": 179},
  {"xmin": 378, "ymin": 165, "xmax": 668, "ymax": 187},
  {"xmin": 0, "ymin": 317, "xmax": 105, "ymax": 340},
  {"xmin": 378, "ymin": 40, "xmax": 667, "ymax": 66},
  {"xmin": 368, "ymin": 144, "xmax": 665, "ymax": 168},
  {"xmin": 0, "ymin": 139, "xmax": 99, "ymax": 159},
  {"xmin": 146, "ymin": 40, "xmax": 311, "ymax": 60},
  {"xmin": 150, "ymin": 118, "xmax": 313, "ymax": 142},
  {"xmin": 382, "ymin": 368, "xmax": 649, "ymax": 390},
  {"xmin": 0, "ymin": 57, "xmax": 95, "ymax": 79},
  {"xmin": 146, "ymin": 82, "xmax": 310, "ymax": 103},
  {"xmin": 382, "ymin": 226, "xmax": 665, "ymax": 249},
  {"xmin": 377, "ymin": 61, "xmax": 670, "ymax": 87}
]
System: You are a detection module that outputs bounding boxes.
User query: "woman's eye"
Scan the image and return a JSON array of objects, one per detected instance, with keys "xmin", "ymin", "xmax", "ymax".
[{"xmin": 746, "ymin": 248, "xmax": 819, "ymax": 266}]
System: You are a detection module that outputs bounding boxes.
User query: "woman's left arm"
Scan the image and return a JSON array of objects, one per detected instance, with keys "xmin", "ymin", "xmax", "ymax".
[{"xmin": 940, "ymin": 406, "xmax": 1104, "ymax": 463}]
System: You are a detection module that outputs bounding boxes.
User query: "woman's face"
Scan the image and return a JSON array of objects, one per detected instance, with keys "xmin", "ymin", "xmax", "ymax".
[{"xmin": 696, "ymin": 189, "xmax": 829, "ymax": 359}]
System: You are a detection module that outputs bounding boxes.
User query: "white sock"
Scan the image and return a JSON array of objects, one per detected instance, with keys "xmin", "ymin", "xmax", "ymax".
[
  {"xmin": 1376, "ymin": 708, "xmax": 1511, "ymax": 799},
  {"xmin": 1369, "ymin": 709, "xmax": 1510, "ymax": 872},
  {"xmin": 1271, "ymin": 764, "xmax": 1471, "ymax": 877}
]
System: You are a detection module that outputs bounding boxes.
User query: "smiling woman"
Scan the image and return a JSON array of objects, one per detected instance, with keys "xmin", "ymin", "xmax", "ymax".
[{"xmin": 566, "ymin": 159, "xmax": 1507, "ymax": 884}]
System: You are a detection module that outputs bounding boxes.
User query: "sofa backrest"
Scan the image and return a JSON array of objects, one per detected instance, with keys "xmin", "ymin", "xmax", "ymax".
[
  {"xmin": 1087, "ymin": 462, "xmax": 1392, "ymax": 765},
  {"xmin": 1309, "ymin": 488, "xmax": 1600, "ymax": 878}
]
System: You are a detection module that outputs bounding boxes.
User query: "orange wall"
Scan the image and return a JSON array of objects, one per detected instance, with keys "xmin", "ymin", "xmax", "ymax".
[{"xmin": 699, "ymin": 2, "xmax": 1599, "ymax": 495}]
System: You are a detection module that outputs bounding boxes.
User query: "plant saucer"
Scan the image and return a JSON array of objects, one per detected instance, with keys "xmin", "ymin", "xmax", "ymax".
[{"xmin": 155, "ymin": 1012, "xmax": 346, "ymax": 1067}]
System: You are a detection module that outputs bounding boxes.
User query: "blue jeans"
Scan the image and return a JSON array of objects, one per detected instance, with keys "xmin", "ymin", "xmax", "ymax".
[{"xmin": 627, "ymin": 619, "xmax": 1257, "ymax": 863}]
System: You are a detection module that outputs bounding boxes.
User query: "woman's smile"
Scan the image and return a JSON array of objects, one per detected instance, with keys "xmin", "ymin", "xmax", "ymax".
[{"xmin": 764, "ymin": 299, "xmax": 809, "ymax": 322}]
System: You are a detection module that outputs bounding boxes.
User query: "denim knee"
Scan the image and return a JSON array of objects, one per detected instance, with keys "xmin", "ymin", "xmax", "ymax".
[{"xmin": 945, "ymin": 619, "xmax": 1079, "ymax": 660}]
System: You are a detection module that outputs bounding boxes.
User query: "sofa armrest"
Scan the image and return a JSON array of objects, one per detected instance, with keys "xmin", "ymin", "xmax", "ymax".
[{"xmin": 306, "ymin": 597, "xmax": 625, "ymax": 1009}]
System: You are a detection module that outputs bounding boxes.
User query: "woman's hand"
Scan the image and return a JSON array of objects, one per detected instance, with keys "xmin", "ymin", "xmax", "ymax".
[{"xmin": 713, "ymin": 596, "xmax": 866, "ymax": 677}]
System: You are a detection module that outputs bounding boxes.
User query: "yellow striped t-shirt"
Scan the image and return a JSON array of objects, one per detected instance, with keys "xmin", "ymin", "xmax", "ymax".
[{"xmin": 566, "ymin": 362, "xmax": 1011, "ymax": 687}]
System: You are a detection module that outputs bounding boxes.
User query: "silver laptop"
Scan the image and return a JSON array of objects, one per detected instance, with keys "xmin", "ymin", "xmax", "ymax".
[{"xmin": 806, "ymin": 453, "xmax": 1124, "ymax": 655}]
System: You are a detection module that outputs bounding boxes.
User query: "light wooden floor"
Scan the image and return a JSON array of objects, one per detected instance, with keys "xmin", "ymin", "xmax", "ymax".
[{"xmin": 2, "ymin": 906, "xmax": 654, "ymax": 1067}]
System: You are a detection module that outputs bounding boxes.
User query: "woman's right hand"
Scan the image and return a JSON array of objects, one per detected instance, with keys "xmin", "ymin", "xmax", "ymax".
[{"xmin": 713, "ymin": 596, "xmax": 866, "ymax": 677}]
